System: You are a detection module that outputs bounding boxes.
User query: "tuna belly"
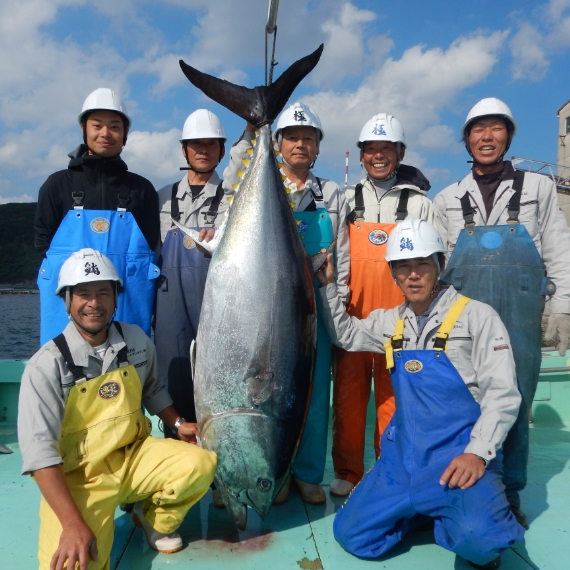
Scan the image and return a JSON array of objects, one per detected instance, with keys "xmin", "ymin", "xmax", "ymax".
[{"xmin": 201, "ymin": 412, "xmax": 292, "ymax": 527}]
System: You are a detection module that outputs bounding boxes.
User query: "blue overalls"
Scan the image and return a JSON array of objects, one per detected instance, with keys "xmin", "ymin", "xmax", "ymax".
[
  {"xmin": 291, "ymin": 179, "xmax": 335, "ymax": 485},
  {"xmin": 334, "ymin": 297, "xmax": 524, "ymax": 565},
  {"xmin": 440, "ymin": 171, "xmax": 555, "ymax": 508},
  {"xmin": 154, "ymin": 181, "xmax": 225, "ymax": 436},
  {"xmin": 37, "ymin": 180, "xmax": 159, "ymax": 345}
]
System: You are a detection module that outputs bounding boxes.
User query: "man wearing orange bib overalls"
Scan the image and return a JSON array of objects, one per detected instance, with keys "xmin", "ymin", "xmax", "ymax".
[{"xmin": 331, "ymin": 114, "xmax": 435, "ymax": 497}]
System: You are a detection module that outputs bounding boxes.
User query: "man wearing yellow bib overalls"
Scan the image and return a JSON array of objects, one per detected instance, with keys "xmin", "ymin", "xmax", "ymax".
[{"xmin": 19, "ymin": 249, "xmax": 216, "ymax": 570}]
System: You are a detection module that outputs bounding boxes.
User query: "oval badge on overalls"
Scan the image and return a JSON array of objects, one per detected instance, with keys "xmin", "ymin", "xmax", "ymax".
[
  {"xmin": 298, "ymin": 219, "xmax": 308, "ymax": 233},
  {"xmin": 368, "ymin": 229, "xmax": 389, "ymax": 245},
  {"xmin": 404, "ymin": 360, "xmax": 423, "ymax": 373},
  {"xmin": 90, "ymin": 217, "xmax": 110, "ymax": 233},
  {"xmin": 99, "ymin": 381, "xmax": 120, "ymax": 399},
  {"xmin": 183, "ymin": 236, "xmax": 196, "ymax": 250}
]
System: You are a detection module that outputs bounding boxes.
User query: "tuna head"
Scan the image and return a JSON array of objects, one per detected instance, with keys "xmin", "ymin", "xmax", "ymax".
[{"xmin": 202, "ymin": 412, "xmax": 291, "ymax": 530}]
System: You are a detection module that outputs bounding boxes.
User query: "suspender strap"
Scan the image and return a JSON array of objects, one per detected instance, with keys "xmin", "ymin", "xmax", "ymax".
[
  {"xmin": 384, "ymin": 317, "xmax": 405, "ymax": 370},
  {"xmin": 203, "ymin": 182, "xmax": 225, "ymax": 226},
  {"xmin": 71, "ymin": 171, "xmax": 130, "ymax": 211},
  {"xmin": 460, "ymin": 191, "xmax": 476, "ymax": 227},
  {"xmin": 395, "ymin": 188, "xmax": 410, "ymax": 221},
  {"xmin": 433, "ymin": 296, "xmax": 472, "ymax": 352},
  {"xmin": 506, "ymin": 170, "xmax": 525, "ymax": 224},
  {"xmin": 112, "ymin": 322, "xmax": 129, "ymax": 366},
  {"xmin": 71, "ymin": 170, "xmax": 84, "ymax": 209},
  {"xmin": 52, "ymin": 323, "xmax": 130, "ymax": 385},
  {"xmin": 170, "ymin": 182, "xmax": 181, "ymax": 222},
  {"xmin": 53, "ymin": 333, "xmax": 87, "ymax": 384},
  {"xmin": 116, "ymin": 183, "xmax": 130, "ymax": 211},
  {"xmin": 384, "ymin": 296, "xmax": 472, "ymax": 369},
  {"xmin": 348, "ymin": 183, "xmax": 365, "ymax": 222}
]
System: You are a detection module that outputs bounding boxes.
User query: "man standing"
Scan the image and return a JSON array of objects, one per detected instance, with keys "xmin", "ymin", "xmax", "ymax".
[
  {"xmin": 225, "ymin": 102, "xmax": 350, "ymax": 504},
  {"xmin": 35, "ymin": 88, "xmax": 160, "ymax": 345},
  {"xmin": 19, "ymin": 249, "xmax": 216, "ymax": 570},
  {"xmin": 317, "ymin": 220, "xmax": 523, "ymax": 569},
  {"xmin": 434, "ymin": 97, "xmax": 570, "ymax": 528},
  {"xmin": 331, "ymin": 113, "xmax": 435, "ymax": 498},
  {"xmin": 155, "ymin": 109, "xmax": 230, "ymax": 440}
]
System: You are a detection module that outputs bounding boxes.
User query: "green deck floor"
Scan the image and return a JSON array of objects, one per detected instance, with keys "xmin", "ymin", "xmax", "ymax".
[{"xmin": 2, "ymin": 412, "xmax": 570, "ymax": 569}]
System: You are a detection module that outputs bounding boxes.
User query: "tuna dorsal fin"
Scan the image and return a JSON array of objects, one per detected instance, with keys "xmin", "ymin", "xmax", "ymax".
[{"xmin": 179, "ymin": 44, "xmax": 324, "ymax": 127}]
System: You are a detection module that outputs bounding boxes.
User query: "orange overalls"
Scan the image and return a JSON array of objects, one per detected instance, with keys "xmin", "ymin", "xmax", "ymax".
[{"xmin": 332, "ymin": 187, "xmax": 408, "ymax": 485}]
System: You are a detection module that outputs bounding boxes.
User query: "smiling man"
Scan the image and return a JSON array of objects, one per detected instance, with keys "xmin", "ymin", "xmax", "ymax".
[
  {"xmin": 316, "ymin": 219, "xmax": 524, "ymax": 569},
  {"xmin": 330, "ymin": 113, "xmax": 435, "ymax": 499},
  {"xmin": 19, "ymin": 249, "xmax": 216, "ymax": 570},
  {"xmin": 433, "ymin": 98, "xmax": 570, "ymax": 529},
  {"xmin": 34, "ymin": 88, "xmax": 160, "ymax": 346}
]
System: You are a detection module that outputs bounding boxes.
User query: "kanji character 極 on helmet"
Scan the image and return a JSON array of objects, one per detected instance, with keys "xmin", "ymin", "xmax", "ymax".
[
  {"xmin": 357, "ymin": 113, "xmax": 406, "ymax": 182},
  {"xmin": 274, "ymin": 102, "xmax": 324, "ymax": 171}
]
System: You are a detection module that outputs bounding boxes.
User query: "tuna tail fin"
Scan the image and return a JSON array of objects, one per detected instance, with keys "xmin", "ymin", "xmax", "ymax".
[{"xmin": 179, "ymin": 44, "xmax": 324, "ymax": 127}]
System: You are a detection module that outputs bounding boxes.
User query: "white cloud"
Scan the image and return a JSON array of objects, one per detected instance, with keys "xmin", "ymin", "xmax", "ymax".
[
  {"xmin": 510, "ymin": 23, "xmax": 549, "ymax": 80},
  {"xmin": 509, "ymin": 0, "xmax": 570, "ymax": 80},
  {"xmin": 306, "ymin": 31, "xmax": 507, "ymax": 174},
  {"xmin": 417, "ymin": 125, "xmax": 461, "ymax": 152},
  {"xmin": 309, "ymin": 3, "xmax": 378, "ymax": 88},
  {"xmin": 121, "ymin": 128, "xmax": 182, "ymax": 188}
]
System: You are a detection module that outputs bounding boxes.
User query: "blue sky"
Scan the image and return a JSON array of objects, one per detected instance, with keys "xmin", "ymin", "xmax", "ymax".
[{"xmin": 1, "ymin": 0, "xmax": 569, "ymax": 203}]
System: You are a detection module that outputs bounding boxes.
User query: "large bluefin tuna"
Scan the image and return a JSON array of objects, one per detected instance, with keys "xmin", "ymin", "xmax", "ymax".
[{"xmin": 178, "ymin": 45, "xmax": 325, "ymax": 529}]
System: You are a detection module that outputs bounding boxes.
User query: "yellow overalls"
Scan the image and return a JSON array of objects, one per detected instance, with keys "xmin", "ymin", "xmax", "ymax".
[{"xmin": 38, "ymin": 337, "xmax": 216, "ymax": 570}]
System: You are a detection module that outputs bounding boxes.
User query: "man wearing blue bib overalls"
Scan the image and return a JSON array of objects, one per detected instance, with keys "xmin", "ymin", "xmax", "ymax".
[
  {"xmin": 34, "ymin": 88, "xmax": 160, "ymax": 346},
  {"xmin": 224, "ymin": 102, "xmax": 350, "ymax": 504},
  {"xmin": 155, "ymin": 109, "xmax": 230, "ymax": 442},
  {"xmin": 19, "ymin": 249, "xmax": 216, "ymax": 570},
  {"xmin": 316, "ymin": 220, "xmax": 523, "ymax": 569},
  {"xmin": 434, "ymin": 98, "xmax": 570, "ymax": 528}
]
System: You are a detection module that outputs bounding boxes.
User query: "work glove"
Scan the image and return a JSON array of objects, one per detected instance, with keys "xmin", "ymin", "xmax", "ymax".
[{"xmin": 544, "ymin": 313, "xmax": 570, "ymax": 356}]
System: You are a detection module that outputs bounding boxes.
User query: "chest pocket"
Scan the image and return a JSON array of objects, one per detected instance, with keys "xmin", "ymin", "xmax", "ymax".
[
  {"xmin": 517, "ymin": 199, "xmax": 539, "ymax": 241},
  {"xmin": 444, "ymin": 333, "xmax": 473, "ymax": 368}
]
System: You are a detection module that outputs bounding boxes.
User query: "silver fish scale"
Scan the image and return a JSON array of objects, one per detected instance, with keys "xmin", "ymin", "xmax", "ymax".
[{"xmin": 195, "ymin": 125, "xmax": 315, "ymax": 419}]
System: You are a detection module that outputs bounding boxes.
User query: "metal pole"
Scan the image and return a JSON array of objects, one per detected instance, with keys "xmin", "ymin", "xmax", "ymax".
[{"xmin": 345, "ymin": 151, "xmax": 349, "ymax": 186}]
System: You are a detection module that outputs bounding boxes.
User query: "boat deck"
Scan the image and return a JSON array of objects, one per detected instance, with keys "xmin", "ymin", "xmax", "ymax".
[{"xmin": 2, "ymin": 352, "xmax": 570, "ymax": 569}]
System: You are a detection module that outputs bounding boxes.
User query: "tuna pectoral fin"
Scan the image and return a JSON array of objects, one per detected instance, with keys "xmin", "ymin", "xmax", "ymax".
[
  {"xmin": 179, "ymin": 44, "xmax": 324, "ymax": 127},
  {"xmin": 310, "ymin": 238, "xmax": 337, "ymax": 275},
  {"xmin": 170, "ymin": 218, "xmax": 225, "ymax": 255}
]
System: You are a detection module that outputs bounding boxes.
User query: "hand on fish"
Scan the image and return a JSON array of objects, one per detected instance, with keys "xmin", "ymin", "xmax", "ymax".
[
  {"xmin": 315, "ymin": 252, "xmax": 335, "ymax": 287},
  {"xmin": 177, "ymin": 422, "xmax": 200, "ymax": 445},
  {"xmin": 196, "ymin": 228, "xmax": 215, "ymax": 258}
]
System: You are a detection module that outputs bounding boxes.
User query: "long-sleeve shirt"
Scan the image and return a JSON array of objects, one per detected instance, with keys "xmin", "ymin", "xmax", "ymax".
[
  {"xmin": 318, "ymin": 283, "xmax": 521, "ymax": 461},
  {"xmin": 18, "ymin": 322, "xmax": 171, "ymax": 475}
]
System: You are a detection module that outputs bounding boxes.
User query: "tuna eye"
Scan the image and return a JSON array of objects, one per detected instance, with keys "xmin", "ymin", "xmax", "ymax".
[{"xmin": 257, "ymin": 478, "xmax": 272, "ymax": 491}]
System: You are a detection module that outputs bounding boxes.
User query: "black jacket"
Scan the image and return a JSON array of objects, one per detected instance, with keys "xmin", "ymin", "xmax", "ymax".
[{"xmin": 34, "ymin": 145, "xmax": 160, "ymax": 254}]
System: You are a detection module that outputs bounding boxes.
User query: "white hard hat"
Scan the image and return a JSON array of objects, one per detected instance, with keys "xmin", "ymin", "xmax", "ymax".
[
  {"xmin": 274, "ymin": 102, "xmax": 324, "ymax": 143},
  {"xmin": 357, "ymin": 113, "xmax": 406, "ymax": 149},
  {"xmin": 461, "ymin": 98, "xmax": 517, "ymax": 138},
  {"xmin": 180, "ymin": 109, "xmax": 226, "ymax": 142},
  {"xmin": 56, "ymin": 248, "xmax": 123, "ymax": 294},
  {"xmin": 385, "ymin": 219, "xmax": 446, "ymax": 263},
  {"xmin": 78, "ymin": 88, "xmax": 131, "ymax": 129}
]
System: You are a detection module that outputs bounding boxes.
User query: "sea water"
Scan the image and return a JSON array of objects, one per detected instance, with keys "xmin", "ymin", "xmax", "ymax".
[{"xmin": 0, "ymin": 294, "xmax": 40, "ymax": 359}]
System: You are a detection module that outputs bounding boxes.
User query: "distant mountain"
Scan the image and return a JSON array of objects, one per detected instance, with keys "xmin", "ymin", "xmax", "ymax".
[{"xmin": 0, "ymin": 203, "xmax": 42, "ymax": 286}]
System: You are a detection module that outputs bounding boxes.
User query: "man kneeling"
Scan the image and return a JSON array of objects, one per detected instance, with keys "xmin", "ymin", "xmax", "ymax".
[
  {"xmin": 19, "ymin": 248, "xmax": 216, "ymax": 570},
  {"xmin": 316, "ymin": 220, "xmax": 524, "ymax": 569}
]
